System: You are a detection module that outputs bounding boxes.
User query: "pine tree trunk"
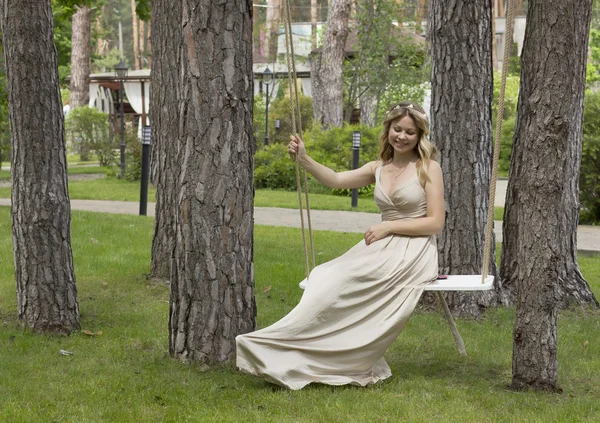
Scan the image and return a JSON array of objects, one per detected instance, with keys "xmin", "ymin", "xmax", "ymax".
[
  {"xmin": 146, "ymin": 20, "xmax": 152, "ymax": 68},
  {"xmin": 428, "ymin": 0, "xmax": 501, "ymax": 317},
  {"xmin": 131, "ymin": 0, "xmax": 139, "ymax": 69},
  {"xmin": 168, "ymin": 0, "xmax": 256, "ymax": 363},
  {"xmin": 312, "ymin": 0, "xmax": 351, "ymax": 128},
  {"xmin": 149, "ymin": 0, "xmax": 181, "ymax": 281},
  {"xmin": 1, "ymin": 0, "xmax": 80, "ymax": 334},
  {"xmin": 500, "ymin": 0, "xmax": 596, "ymax": 392},
  {"xmin": 70, "ymin": 6, "xmax": 91, "ymax": 108}
]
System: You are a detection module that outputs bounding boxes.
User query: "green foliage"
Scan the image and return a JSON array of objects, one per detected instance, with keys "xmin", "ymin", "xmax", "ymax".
[
  {"xmin": 580, "ymin": 90, "xmax": 600, "ymax": 224},
  {"xmin": 268, "ymin": 94, "xmax": 314, "ymax": 142},
  {"xmin": 123, "ymin": 123, "xmax": 143, "ymax": 181},
  {"xmin": 65, "ymin": 107, "xmax": 116, "ymax": 165},
  {"xmin": 345, "ymin": 0, "xmax": 429, "ymax": 123},
  {"xmin": 586, "ymin": 29, "xmax": 600, "ymax": 85},
  {"xmin": 254, "ymin": 144, "xmax": 297, "ymax": 190},
  {"xmin": 375, "ymin": 83, "xmax": 428, "ymax": 124},
  {"xmin": 254, "ymin": 124, "xmax": 382, "ymax": 196}
]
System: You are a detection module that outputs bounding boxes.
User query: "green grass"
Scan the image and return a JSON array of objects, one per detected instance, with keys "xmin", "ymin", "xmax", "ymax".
[
  {"xmin": 0, "ymin": 207, "xmax": 599, "ymax": 422},
  {"xmin": 0, "ymin": 177, "xmax": 507, "ymax": 219},
  {"xmin": 0, "ymin": 165, "xmax": 108, "ymax": 181}
]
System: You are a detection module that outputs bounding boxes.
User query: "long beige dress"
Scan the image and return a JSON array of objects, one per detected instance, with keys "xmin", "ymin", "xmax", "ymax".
[{"xmin": 236, "ymin": 165, "xmax": 438, "ymax": 390}]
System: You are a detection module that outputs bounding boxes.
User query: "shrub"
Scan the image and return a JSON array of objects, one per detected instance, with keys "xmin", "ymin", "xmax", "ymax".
[
  {"xmin": 268, "ymin": 94, "xmax": 314, "ymax": 142},
  {"xmin": 65, "ymin": 107, "xmax": 116, "ymax": 165},
  {"xmin": 123, "ymin": 124, "xmax": 142, "ymax": 181},
  {"xmin": 254, "ymin": 124, "xmax": 383, "ymax": 196}
]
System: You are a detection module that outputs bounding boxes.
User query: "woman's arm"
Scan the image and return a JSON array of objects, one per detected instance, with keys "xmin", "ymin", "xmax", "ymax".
[
  {"xmin": 364, "ymin": 161, "xmax": 445, "ymax": 244},
  {"xmin": 288, "ymin": 135, "xmax": 377, "ymax": 189}
]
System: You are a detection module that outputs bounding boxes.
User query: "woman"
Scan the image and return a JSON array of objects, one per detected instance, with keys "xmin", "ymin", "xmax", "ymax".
[{"xmin": 236, "ymin": 101, "xmax": 445, "ymax": 390}]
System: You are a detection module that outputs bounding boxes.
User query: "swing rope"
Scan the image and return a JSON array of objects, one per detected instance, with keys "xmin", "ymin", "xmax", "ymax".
[
  {"xmin": 482, "ymin": 0, "xmax": 515, "ymax": 281},
  {"xmin": 282, "ymin": 0, "xmax": 316, "ymax": 279},
  {"xmin": 280, "ymin": 0, "xmax": 515, "ymax": 287}
]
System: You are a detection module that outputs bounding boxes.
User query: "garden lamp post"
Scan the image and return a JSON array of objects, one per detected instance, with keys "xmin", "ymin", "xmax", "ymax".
[
  {"xmin": 114, "ymin": 59, "xmax": 128, "ymax": 177},
  {"xmin": 351, "ymin": 131, "xmax": 361, "ymax": 207},
  {"xmin": 262, "ymin": 66, "xmax": 273, "ymax": 146}
]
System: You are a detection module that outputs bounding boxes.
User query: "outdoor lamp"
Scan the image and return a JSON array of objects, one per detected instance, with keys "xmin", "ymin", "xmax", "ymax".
[{"xmin": 263, "ymin": 66, "xmax": 273, "ymax": 146}]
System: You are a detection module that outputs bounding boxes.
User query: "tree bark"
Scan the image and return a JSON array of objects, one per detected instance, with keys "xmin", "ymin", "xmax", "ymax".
[
  {"xmin": 168, "ymin": 0, "xmax": 256, "ymax": 364},
  {"xmin": 70, "ymin": 6, "xmax": 91, "ymax": 108},
  {"xmin": 312, "ymin": 0, "xmax": 351, "ymax": 128},
  {"xmin": 428, "ymin": 0, "xmax": 501, "ymax": 317},
  {"xmin": 500, "ymin": 1, "xmax": 598, "ymax": 311},
  {"xmin": 149, "ymin": 0, "xmax": 182, "ymax": 280},
  {"xmin": 131, "ymin": 0, "xmax": 139, "ymax": 69},
  {"xmin": 1, "ymin": 0, "xmax": 80, "ymax": 334},
  {"xmin": 499, "ymin": 0, "xmax": 597, "ymax": 392}
]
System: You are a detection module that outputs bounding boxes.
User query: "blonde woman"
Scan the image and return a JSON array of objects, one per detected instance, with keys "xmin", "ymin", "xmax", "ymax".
[{"xmin": 236, "ymin": 101, "xmax": 445, "ymax": 390}]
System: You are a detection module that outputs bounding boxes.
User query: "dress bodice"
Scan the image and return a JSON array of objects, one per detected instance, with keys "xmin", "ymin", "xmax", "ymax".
[{"xmin": 374, "ymin": 165, "xmax": 428, "ymax": 221}]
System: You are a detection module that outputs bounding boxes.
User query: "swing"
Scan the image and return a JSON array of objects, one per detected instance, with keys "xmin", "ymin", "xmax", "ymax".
[{"xmin": 281, "ymin": 0, "xmax": 515, "ymax": 356}]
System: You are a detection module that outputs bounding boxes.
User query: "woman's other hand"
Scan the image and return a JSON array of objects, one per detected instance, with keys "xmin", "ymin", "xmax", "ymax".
[
  {"xmin": 288, "ymin": 135, "xmax": 307, "ymax": 161},
  {"xmin": 364, "ymin": 223, "xmax": 390, "ymax": 245}
]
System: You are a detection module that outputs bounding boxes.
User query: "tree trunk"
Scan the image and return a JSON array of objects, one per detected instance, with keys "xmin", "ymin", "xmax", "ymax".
[
  {"xmin": 1, "ymin": 0, "xmax": 80, "ymax": 334},
  {"xmin": 139, "ymin": 19, "xmax": 145, "ymax": 66},
  {"xmin": 149, "ymin": 0, "xmax": 182, "ymax": 281},
  {"xmin": 500, "ymin": 0, "xmax": 597, "ymax": 392},
  {"xmin": 131, "ymin": 0, "xmax": 139, "ymax": 69},
  {"xmin": 415, "ymin": 0, "xmax": 426, "ymax": 33},
  {"xmin": 311, "ymin": 0, "xmax": 318, "ymax": 50},
  {"xmin": 168, "ymin": 0, "xmax": 256, "ymax": 364},
  {"xmin": 360, "ymin": 93, "xmax": 376, "ymax": 126},
  {"xmin": 264, "ymin": 0, "xmax": 281, "ymax": 61},
  {"xmin": 312, "ymin": 0, "xmax": 352, "ymax": 129},
  {"xmin": 146, "ymin": 20, "xmax": 152, "ymax": 68},
  {"xmin": 428, "ymin": 0, "xmax": 501, "ymax": 317},
  {"xmin": 70, "ymin": 6, "xmax": 91, "ymax": 108}
]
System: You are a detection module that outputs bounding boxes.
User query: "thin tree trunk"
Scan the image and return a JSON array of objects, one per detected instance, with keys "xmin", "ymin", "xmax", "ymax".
[
  {"xmin": 168, "ymin": 0, "xmax": 256, "ymax": 363},
  {"xmin": 149, "ymin": 0, "xmax": 181, "ymax": 281},
  {"xmin": 1, "ymin": 0, "xmax": 80, "ymax": 334},
  {"xmin": 415, "ymin": 0, "xmax": 426, "ymax": 33},
  {"xmin": 312, "ymin": 0, "xmax": 352, "ymax": 129},
  {"xmin": 146, "ymin": 20, "xmax": 152, "ymax": 68},
  {"xmin": 311, "ymin": 0, "xmax": 318, "ymax": 50},
  {"xmin": 264, "ymin": 0, "xmax": 281, "ymax": 61},
  {"xmin": 131, "ymin": 0, "xmax": 139, "ymax": 69},
  {"xmin": 139, "ymin": 19, "xmax": 145, "ymax": 67},
  {"xmin": 500, "ymin": 0, "xmax": 597, "ymax": 391},
  {"xmin": 70, "ymin": 6, "xmax": 91, "ymax": 108},
  {"xmin": 428, "ymin": 0, "xmax": 501, "ymax": 317}
]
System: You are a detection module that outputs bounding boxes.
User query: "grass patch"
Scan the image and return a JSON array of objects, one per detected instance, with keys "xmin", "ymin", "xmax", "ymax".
[
  {"xmin": 0, "ymin": 207, "xmax": 599, "ymax": 422},
  {"xmin": 0, "ymin": 165, "xmax": 108, "ymax": 181},
  {"xmin": 0, "ymin": 178, "xmax": 508, "ymax": 221}
]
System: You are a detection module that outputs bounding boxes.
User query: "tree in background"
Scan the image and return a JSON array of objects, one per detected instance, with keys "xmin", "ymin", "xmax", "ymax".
[
  {"xmin": 0, "ymin": 30, "xmax": 9, "ymax": 164},
  {"xmin": 1, "ymin": 0, "xmax": 80, "ymax": 333},
  {"xmin": 70, "ymin": 4, "xmax": 91, "ymax": 107},
  {"xmin": 312, "ymin": 0, "xmax": 352, "ymax": 128},
  {"xmin": 500, "ymin": 0, "xmax": 598, "ymax": 391},
  {"xmin": 428, "ymin": 0, "xmax": 500, "ymax": 317},
  {"xmin": 345, "ymin": 0, "xmax": 428, "ymax": 126}
]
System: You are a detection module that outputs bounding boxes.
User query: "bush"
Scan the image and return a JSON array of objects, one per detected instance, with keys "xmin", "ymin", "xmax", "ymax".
[
  {"xmin": 123, "ymin": 123, "xmax": 142, "ymax": 181},
  {"xmin": 580, "ymin": 136, "xmax": 600, "ymax": 224},
  {"xmin": 254, "ymin": 124, "xmax": 383, "ymax": 196},
  {"xmin": 66, "ymin": 107, "xmax": 117, "ymax": 165},
  {"xmin": 268, "ymin": 94, "xmax": 314, "ymax": 143}
]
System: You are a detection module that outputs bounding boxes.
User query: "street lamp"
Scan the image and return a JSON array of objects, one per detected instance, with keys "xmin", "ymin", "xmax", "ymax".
[
  {"xmin": 114, "ymin": 59, "xmax": 128, "ymax": 177},
  {"xmin": 351, "ymin": 131, "xmax": 361, "ymax": 208},
  {"xmin": 262, "ymin": 66, "xmax": 273, "ymax": 146},
  {"xmin": 139, "ymin": 125, "xmax": 151, "ymax": 216}
]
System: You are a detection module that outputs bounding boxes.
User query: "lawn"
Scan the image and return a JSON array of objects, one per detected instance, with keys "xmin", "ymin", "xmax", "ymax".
[
  {"xmin": 0, "ymin": 207, "xmax": 598, "ymax": 422},
  {"xmin": 0, "ymin": 177, "xmax": 506, "ymax": 220}
]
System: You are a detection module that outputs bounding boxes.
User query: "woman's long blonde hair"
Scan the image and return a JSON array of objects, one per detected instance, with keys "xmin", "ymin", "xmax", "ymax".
[{"xmin": 378, "ymin": 101, "xmax": 439, "ymax": 186}]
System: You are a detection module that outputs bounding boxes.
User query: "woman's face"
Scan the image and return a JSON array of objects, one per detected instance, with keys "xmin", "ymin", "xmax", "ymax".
[{"xmin": 388, "ymin": 115, "xmax": 420, "ymax": 155}]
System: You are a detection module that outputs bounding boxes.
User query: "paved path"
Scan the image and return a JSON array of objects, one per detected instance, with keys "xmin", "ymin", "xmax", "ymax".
[{"xmin": 0, "ymin": 197, "xmax": 599, "ymax": 253}]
